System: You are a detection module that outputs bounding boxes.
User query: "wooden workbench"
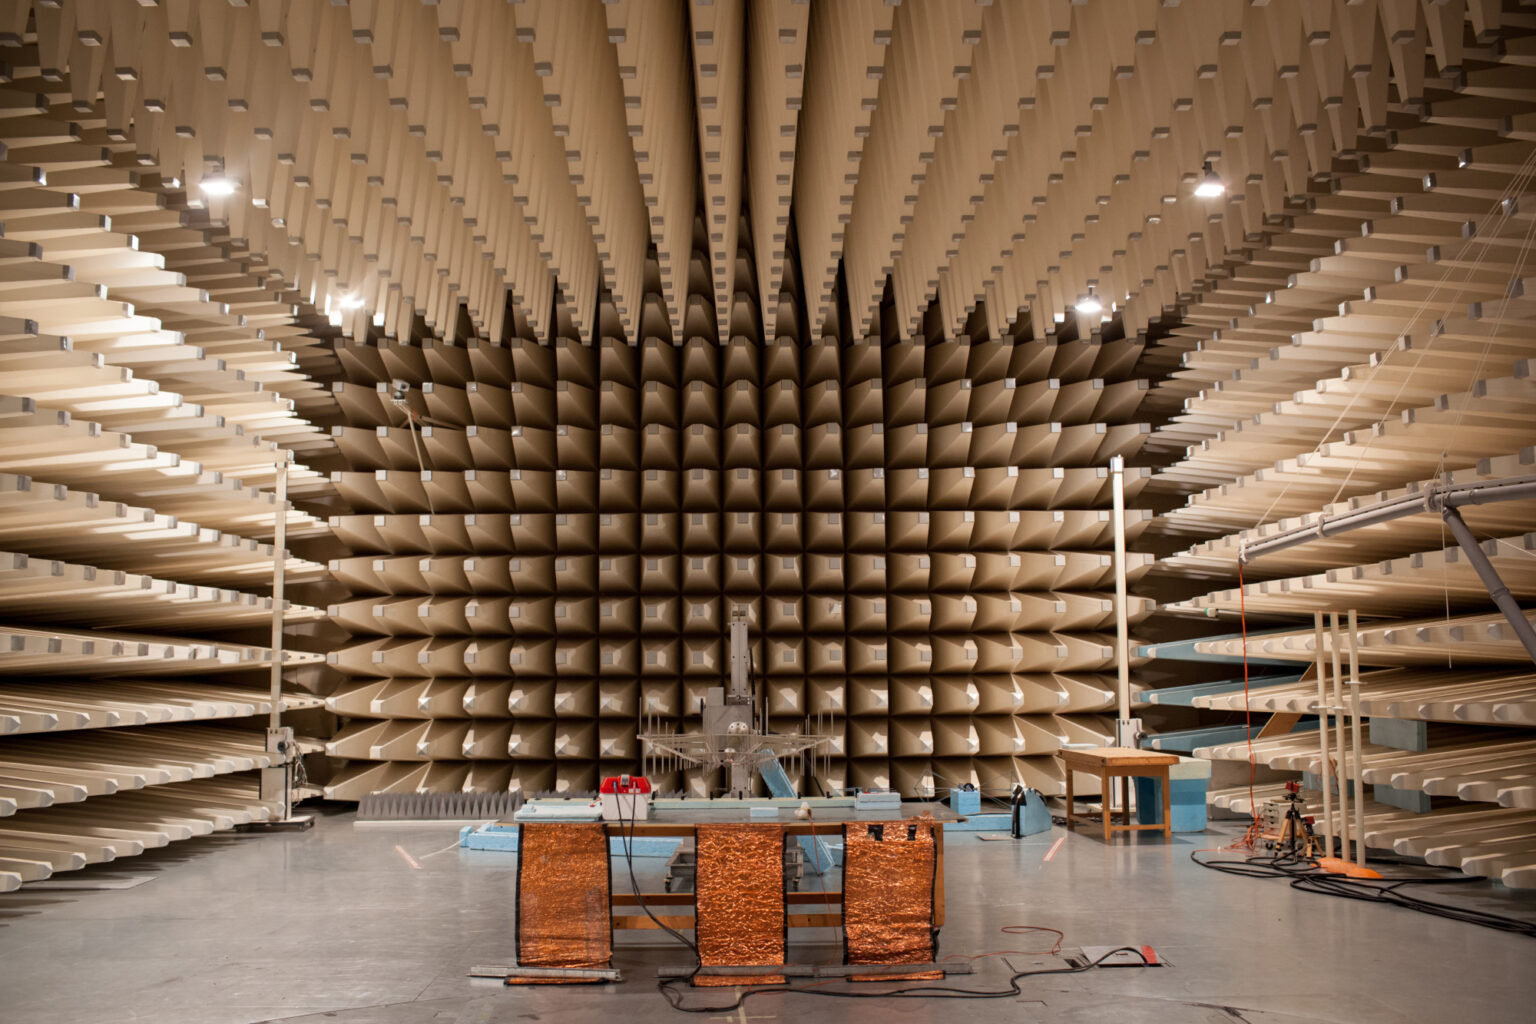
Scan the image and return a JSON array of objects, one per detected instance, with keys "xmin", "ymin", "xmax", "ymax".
[
  {"xmin": 593, "ymin": 802, "xmax": 960, "ymax": 930},
  {"xmin": 1059, "ymin": 747, "xmax": 1179, "ymax": 842}
]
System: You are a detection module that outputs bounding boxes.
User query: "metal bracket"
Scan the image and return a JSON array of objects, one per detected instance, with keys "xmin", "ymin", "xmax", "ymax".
[
  {"xmin": 655, "ymin": 962, "xmax": 973, "ymax": 979},
  {"xmin": 470, "ymin": 965, "xmax": 622, "ymax": 983}
]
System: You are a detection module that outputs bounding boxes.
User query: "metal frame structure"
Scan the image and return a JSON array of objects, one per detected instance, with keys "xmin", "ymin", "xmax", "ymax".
[{"xmin": 1240, "ymin": 475, "xmax": 1536, "ymax": 666}]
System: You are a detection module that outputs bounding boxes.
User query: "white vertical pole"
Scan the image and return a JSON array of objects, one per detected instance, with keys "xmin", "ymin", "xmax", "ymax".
[
  {"xmin": 1110, "ymin": 455, "xmax": 1130, "ymax": 727},
  {"xmin": 1312, "ymin": 612, "xmax": 1334, "ymax": 857},
  {"xmin": 269, "ymin": 457, "xmax": 288, "ymax": 732},
  {"xmin": 1348, "ymin": 608, "xmax": 1367, "ymax": 867},
  {"xmin": 1329, "ymin": 612, "xmax": 1350, "ymax": 862},
  {"xmin": 268, "ymin": 456, "xmax": 289, "ymax": 819}
]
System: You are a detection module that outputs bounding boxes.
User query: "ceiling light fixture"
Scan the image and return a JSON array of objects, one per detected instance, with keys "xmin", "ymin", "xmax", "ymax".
[
  {"xmin": 199, "ymin": 175, "xmax": 239, "ymax": 197},
  {"xmin": 1074, "ymin": 288, "xmax": 1103, "ymax": 315},
  {"xmin": 1194, "ymin": 161, "xmax": 1225, "ymax": 198},
  {"xmin": 339, "ymin": 292, "xmax": 365, "ymax": 310}
]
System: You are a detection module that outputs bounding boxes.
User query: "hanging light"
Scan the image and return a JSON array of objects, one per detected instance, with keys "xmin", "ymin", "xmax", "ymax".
[
  {"xmin": 1194, "ymin": 161, "xmax": 1225, "ymax": 198},
  {"xmin": 1074, "ymin": 288, "xmax": 1103, "ymax": 315},
  {"xmin": 199, "ymin": 175, "xmax": 239, "ymax": 197}
]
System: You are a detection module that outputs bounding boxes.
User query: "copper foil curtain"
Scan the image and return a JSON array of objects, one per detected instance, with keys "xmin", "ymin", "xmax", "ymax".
[
  {"xmin": 842, "ymin": 818, "xmax": 939, "ymax": 979},
  {"xmin": 694, "ymin": 824, "xmax": 788, "ymax": 986},
  {"xmin": 514, "ymin": 822, "xmax": 612, "ymax": 977}
]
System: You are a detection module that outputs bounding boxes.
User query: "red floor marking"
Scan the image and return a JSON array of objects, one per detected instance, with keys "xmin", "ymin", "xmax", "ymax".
[{"xmin": 1043, "ymin": 836, "xmax": 1066, "ymax": 862}]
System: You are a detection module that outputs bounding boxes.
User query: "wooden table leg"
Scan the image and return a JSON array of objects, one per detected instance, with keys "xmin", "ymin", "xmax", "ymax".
[
  {"xmin": 1161, "ymin": 767, "xmax": 1172, "ymax": 839},
  {"xmin": 1101, "ymin": 769, "xmax": 1111, "ymax": 843},
  {"xmin": 1065, "ymin": 768, "xmax": 1074, "ymax": 830}
]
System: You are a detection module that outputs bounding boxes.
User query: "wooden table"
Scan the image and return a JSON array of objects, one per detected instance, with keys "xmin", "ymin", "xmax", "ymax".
[
  {"xmin": 1058, "ymin": 747, "xmax": 1180, "ymax": 842},
  {"xmin": 485, "ymin": 803, "xmax": 956, "ymax": 931}
]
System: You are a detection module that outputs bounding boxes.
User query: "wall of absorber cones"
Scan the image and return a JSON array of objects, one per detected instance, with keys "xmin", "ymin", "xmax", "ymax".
[
  {"xmin": 317, "ymin": 330, "xmax": 1157, "ymax": 800},
  {"xmin": 11, "ymin": 0, "xmax": 1536, "ymax": 894}
]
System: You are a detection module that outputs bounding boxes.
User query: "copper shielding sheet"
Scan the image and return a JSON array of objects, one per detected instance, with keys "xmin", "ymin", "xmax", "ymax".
[
  {"xmin": 694, "ymin": 824, "xmax": 787, "ymax": 986},
  {"xmin": 515, "ymin": 823, "xmax": 612, "ymax": 975},
  {"xmin": 843, "ymin": 818, "xmax": 939, "ymax": 980}
]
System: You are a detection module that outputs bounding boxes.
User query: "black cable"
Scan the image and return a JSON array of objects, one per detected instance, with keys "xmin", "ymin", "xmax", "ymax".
[
  {"xmin": 1289, "ymin": 874, "xmax": 1536, "ymax": 938},
  {"xmin": 657, "ymin": 945, "xmax": 1150, "ymax": 1013},
  {"xmin": 625, "ymin": 797, "xmax": 1153, "ymax": 1011},
  {"xmin": 1191, "ymin": 850, "xmax": 1536, "ymax": 938},
  {"xmin": 615, "ymin": 793, "xmax": 703, "ymax": 986}
]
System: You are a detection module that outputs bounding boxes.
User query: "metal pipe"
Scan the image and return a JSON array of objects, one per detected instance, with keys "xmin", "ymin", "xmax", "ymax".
[
  {"xmin": 1110, "ymin": 455, "xmax": 1131, "ymax": 726},
  {"xmin": 1330, "ymin": 612, "xmax": 1350, "ymax": 861},
  {"xmin": 1312, "ymin": 612, "xmax": 1335, "ymax": 857},
  {"xmin": 1240, "ymin": 475, "xmax": 1536, "ymax": 564},
  {"xmin": 470, "ymin": 965, "xmax": 624, "ymax": 982},
  {"xmin": 657, "ymin": 962, "xmax": 974, "ymax": 979},
  {"xmin": 1347, "ymin": 608, "xmax": 1367, "ymax": 867},
  {"xmin": 1441, "ymin": 506, "xmax": 1536, "ymax": 665},
  {"xmin": 1440, "ymin": 477, "xmax": 1536, "ymax": 510}
]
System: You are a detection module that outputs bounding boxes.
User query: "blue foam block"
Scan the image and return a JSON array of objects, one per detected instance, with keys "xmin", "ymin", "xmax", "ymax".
[
  {"xmin": 1133, "ymin": 776, "xmax": 1210, "ymax": 832},
  {"xmin": 948, "ymin": 788, "xmax": 982, "ymax": 815},
  {"xmin": 457, "ymin": 823, "xmax": 681, "ymax": 857},
  {"xmin": 942, "ymin": 813, "xmax": 1015, "ymax": 832},
  {"xmin": 944, "ymin": 789, "xmax": 1050, "ymax": 836}
]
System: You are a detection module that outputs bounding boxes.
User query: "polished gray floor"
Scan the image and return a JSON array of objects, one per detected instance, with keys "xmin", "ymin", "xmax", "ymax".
[{"xmin": 3, "ymin": 804, "xmax": 1534, "ymax": 1024}]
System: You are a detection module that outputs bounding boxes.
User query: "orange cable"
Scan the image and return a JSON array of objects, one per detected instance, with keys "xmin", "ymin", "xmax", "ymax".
[{"xmin": 999, "ymin": 925, "xmax": 1064, "ymax": 953}]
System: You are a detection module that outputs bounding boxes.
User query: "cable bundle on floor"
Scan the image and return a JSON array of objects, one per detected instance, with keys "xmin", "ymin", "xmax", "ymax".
[{"xmin": 1191, "ymin": 851, "xmax": 1536, "ymax": 939}]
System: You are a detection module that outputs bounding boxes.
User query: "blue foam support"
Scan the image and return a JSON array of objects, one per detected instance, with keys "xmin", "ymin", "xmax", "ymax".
[
  {"xmin": 1133, "ymin": 777, "xmax": 1211, "ymax": 832},
  {"xmin": 457, "ymin": 823, "xmax": 681, "ymax": 858},
  {"xmin": 943, "ymin": 813, "xmax": 1019, "ymax": 833},
  {"xmin": 759, "ymin": 757, "xmax": 837, "ymax": 876},
  {"xmin": 1016, "ymin": 790, "xmax": 1052, "ymax": 835}
]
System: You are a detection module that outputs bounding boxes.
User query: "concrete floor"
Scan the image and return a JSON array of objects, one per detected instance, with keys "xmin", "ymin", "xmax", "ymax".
[{"xmin": 2, "ymin": 804, "xmax": 1534, "ymax": 1024}]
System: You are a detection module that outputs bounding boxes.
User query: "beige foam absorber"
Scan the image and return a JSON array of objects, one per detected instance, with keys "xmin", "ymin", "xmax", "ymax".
[
  {"xmin": 507, "ymin": 721, "xmax": 558, "ymax": 762},
  {"xmin": 0, "ymin": 55, "xmax": 346, "ymax": 875},
  {"xmin": 885, "ymin": 678, "xmax": 933, "ymax": 718},
  {"xmin": 0, "ymin": 477, "xmax": 325, "ymax": 586},
  {"xmin": 1011, "ymin": 756, "xmax": 1087, "ymax": 797},
  {"xmin": 457, "ymin": 722, "xmax": 512, "ymax": 760},
  {"xmin": 456, "ymin": 682, "xmax": 514, "ymax": 719},
  {"xmin": 551, "ymin": 718, "xmax": 599, "ymax": 761},
  {"xmin": 596, "ymin": 722, "xmax": 639, "ymax": 761},
  {"xmin": 76, "ymin": 0, "xmax": 1358, "ymax": 800},
  {"xmin": 595, "ymin": 680, "xmax": 639, "ymax": 719},
  {"xmin": 926, "ymin": 758, "xmax": 1005, "ymax": 798},
  {"xmin": 325, "ymin": 680, "xmax": 457, "ymax": 721},
  {"xmin": 847, "ymin": 759, "xmax": 895, "ymax": 793},
  {"xmin": 507, "ymin": 682, "xmax": 558, "ymax": 720},
  {"xmin": 552, "ymin": 675, "xmax": 599, "ymax": 719},
  {"xmin": 888, "ymin": 760, "xmax": 937, "ymax": 800}
]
